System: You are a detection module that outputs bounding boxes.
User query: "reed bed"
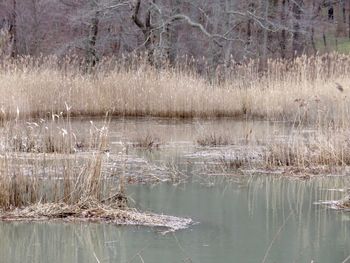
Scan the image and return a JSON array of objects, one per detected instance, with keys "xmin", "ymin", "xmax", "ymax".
[
  {"xmin": 0, "ymin": 52, "xmax": 349, "ymax": 224},
  {"xmin": 0, "ymin": 53, "xmax": 350, "ymax": 124},
  {"xmin": 0, "ymin": 115, "xmax": 113, "ymax": 208},
  {"xmin": 265, "ymin": 128, "xmax": 350, "ymax": 166},
  {"xmin": 194, "ymin": 124, "xmax": 350, "ymax": 176},
  {"xmin": 0, "ymin": 115, "xmax": 191, "ymax": 229}
]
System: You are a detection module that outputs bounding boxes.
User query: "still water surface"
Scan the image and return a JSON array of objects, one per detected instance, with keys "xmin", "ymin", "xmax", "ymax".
[
  {"xmin": 0, "ymin": 118, "xmax": 349, "ymax": 263},
  {"xmin": 1, "ymin": 177, "xmax": 349, "ymax": 263}
]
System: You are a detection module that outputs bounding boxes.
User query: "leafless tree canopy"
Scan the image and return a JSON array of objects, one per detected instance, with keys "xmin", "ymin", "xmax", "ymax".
[{"xmin": 0, "ymin": 0, "xmax": 349, "ymax": 68}]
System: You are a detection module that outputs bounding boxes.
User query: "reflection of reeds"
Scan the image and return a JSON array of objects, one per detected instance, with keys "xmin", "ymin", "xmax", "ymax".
[
  {"xmin": 247, "ymin": 175, "xmax": 350, "ymax": 250},
  {"xmin": 0, "ymin": 54, "xmax": 350, "ymax": 123}
]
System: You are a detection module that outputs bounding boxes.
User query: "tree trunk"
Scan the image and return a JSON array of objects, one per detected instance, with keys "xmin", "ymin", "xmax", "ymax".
[
  {"xmin": 311, "ymin": 27, "xmax": 316, "ymax": 54},
  {"xmin": 246, "ymin": 2, "xmax": 254, "ymax": 48},
  {"xmin": 9, "ymin": 0, "xmax": 17, "ymax": 58},
  {"xmin": 86, "ymin": 11, "xmax": 99, "ymax": 72},
  {"xmin": 144, "ymin": 6, "xmax": 155, "ymax": 64},
  {"xmin": 310, "ymin": 0, "xmax": 317, "ymax": 54},
  {"xmin": 132, "ymin": 0, "xmax": 156, "ymax": 64},
  {"xmin": 207, "ymin": 3, "xmax": 222, "ymax": 83},
  {"xmin": 348, "ymin": 13, "xmax": 350, "ymax": 39},
  {"xmin": 167, "ymin": 0, "xmax": 181, "ymax": 64},
  {"xmin": 292, "ymin": 0, "xmax": 304, "ymax": 56},
  {"xmin": 342, "ymin": 0, "xmax": 346, "ymax": 23},
  {"xmin": 280, "ymin": 0, "xmax": 287, "ymax": 58},
  {"xmin": 259, "ymin": 0, "xmax": 269, "ymax": 70},
  {"xmin": 30, "ymin": 0, "xmax": 40, "ymax": 55}
]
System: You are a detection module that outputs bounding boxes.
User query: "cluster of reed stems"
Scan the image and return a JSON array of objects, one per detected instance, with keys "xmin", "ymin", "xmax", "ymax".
[
  {"xmin": 195, "ymin": 123, "xmax": 350, "ymax": 173},
  {"xmin": 0, "ymin": 113, "xmax": 124, "ymax": 211},
  {"xmin": 264, "ymin": 127, "xmax": 350, "ymax": 169},
  {"xmin": 0, "ymin": 53, "xmax": 349, "ymax": 124}
]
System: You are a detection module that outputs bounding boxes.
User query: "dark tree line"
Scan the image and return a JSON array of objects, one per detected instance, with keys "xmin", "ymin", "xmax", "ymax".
[{"xmin": 0, "ymin": 0, "xmax": 349, "ymax": 69}]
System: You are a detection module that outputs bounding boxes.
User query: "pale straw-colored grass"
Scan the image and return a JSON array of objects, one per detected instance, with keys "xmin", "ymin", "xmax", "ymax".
[
  {"xmin": 0, "ymin": 114, "xmax": 111, "ymax": 208},
  {"xmin": 0, "ymin": 53, "xmax": 349, "ymax": 124},
  {"xmin": 0, "ymin": 115, "xmax": 192, "ymax": 230}
]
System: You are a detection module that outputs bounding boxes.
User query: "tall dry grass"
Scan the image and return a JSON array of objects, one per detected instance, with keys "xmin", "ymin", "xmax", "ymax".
[
  {"xmin": 264, "ymin": 127, "xmax": 350, "ymax": 168},
  {"xmin": 0, "ymin": 114, "xmax": 117, "ymax": 210},
  {"xmin": 0, "ymin": 53, "xmax": 350, "ymax": 123},
  {"xmin": 0, "ymin": 115, "xmax": 192, "ymax": 229}
]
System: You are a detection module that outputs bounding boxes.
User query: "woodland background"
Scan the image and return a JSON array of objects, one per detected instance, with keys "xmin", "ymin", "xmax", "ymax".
[{"xmin": 0, "ymin": 0, "xmax": 349, "ymax": 71}]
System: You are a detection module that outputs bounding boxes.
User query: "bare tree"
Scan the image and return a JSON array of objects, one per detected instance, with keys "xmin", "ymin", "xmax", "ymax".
[
  {"xmin": 132, "ymin": 0, "xmax": 156, "ymax": 63},
  {"xmin": 0, "ymin": 0, "xmax": 346, "ymax": 69}
]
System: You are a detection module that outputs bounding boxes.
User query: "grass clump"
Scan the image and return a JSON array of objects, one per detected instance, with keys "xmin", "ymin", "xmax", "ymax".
[
  {"xmin": 219, "ymin": 156, "xmax": 245, "ymax": 170},
  {"xmin": 194, "ymin": 124, "xmax": 350, "ymax": 177},
  {"xmin": 131, "ymin": 134, "xmax": 161, "ymax": 149},
  {"xmin": 264, "ymin": 128, "xmax": 350, "ymax": 171},
  {"xmin": 2, "ymin": 115, "xmax": 107, "ymax": 154},
  {"xmin": 0, "ymin": 117, "xmax": 112, "ymax": 209},
  {"xmin": 196, "ymin": 133, "xmax": 232, "ymax": 147}
]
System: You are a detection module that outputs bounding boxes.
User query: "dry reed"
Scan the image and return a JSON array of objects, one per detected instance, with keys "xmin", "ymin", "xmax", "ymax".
[
  {"xmin": 0, "ymin": 114, "xmax": 111, "ymax": 208},
  {"xmin": 195, "ymin": 124, "xmax": 350, "ymax": 176},
  {"xmin": 0, "ymin": 53, "xmax": 350, "ymax": 124},
  {"xmin": 1, "ymin": 53, "xmax": 350, "ymax": 223},
  {"xmin": 131, "ymin": 134, "xmax": 161, "ymax": 149},
  {"xmin": 264, "ymin": 128, "xmax": 350, "ymax": 169},
  {"xmin": 196, "ymin": 132, "xmax": 237, "ymax": 146},
  {"xmin": 0, "ymin": 115, "xmax": 192, "ymax": 229}
]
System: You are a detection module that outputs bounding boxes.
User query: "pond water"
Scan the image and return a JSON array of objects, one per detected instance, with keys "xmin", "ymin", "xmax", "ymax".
[{"xmin": 1, "ymin": 118, "xmax": 349, "ymax": 263}]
